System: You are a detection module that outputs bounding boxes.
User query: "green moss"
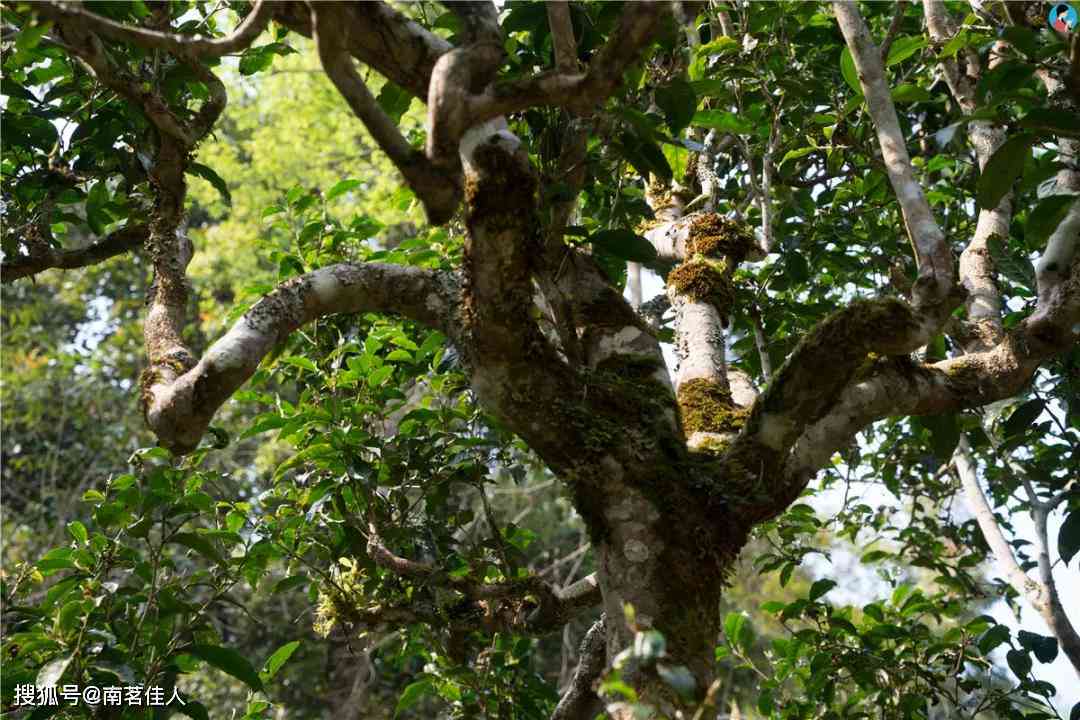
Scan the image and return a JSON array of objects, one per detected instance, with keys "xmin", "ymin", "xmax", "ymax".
[
  {"xmin": 687, "ymin": 213, "xmax": 755, "ymax": 262},
  {"xmin": 677, "ymin": 378, "xmax": 748, "ymax": 435},
  {"xmin": 667, "ymin": 258, "xmax": 735, "ymax": 315},
  {"xmin": 692, "ymin": 434, "xmax": 732, "ymax": 455}
]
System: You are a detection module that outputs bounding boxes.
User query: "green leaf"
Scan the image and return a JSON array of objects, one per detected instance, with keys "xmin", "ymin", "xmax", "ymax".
[
  {"xmin": 189, "ymin": 644, "xmax": 264, "ymax": 691},
  {"xmin": 1006, "ymin": 648, "xmax": 1032, "ymax": 678},
  {"xmin": 36, "ymin": 655, "xmax": 72, "ymax": 687},
  {"xmin": 395, "ymin": 678, "xmax": 434, "ymax": 717},
  {"xmin": 281, "ymin": 356, "xmax": 319, "ymax": 374},
  {"xmin": 655, "ymin": 80, "xmax": 697, "ymax": 134},
  {"xmin": 169, "ymin": 532, "xmax": 226, "ymax": 567},
  {"xmin": 808, "ymin": 578, "xmax": 837, "ymax": 602},
  {"xmin": 785, "ymin": 251, "xmax": 810, "ymax": 283},
  {"xmin": 66, "ymin": 521, "xmax": 88, "ymax": 545},
  {"xmin": 890, "ymin": 84, "xmax": 932, "ymax": 103},
  {"xmin": 263, "ymin": 640, "xmax": 301, "ymax": 680},
  {"xmin": 273, "ymin": 574, "xmax": 308, "ymax": 594},
  {"xmin": 885, "ymin": 36, "xmax": 927, "ymax": 66},
  {"xmin": 977, "ymin": 133, "xmax": 1034, "ymax": 210},
  {"xmin": 1003, "ymin": 399, "xmax": 1044, "ymax": 439},
  {"xmin": 1018, "ymin": 108, "xmax": 1080, "ymax": 138},
  {"xmin": 188, "ymin": 163, "xmax": 232, "ymax": 206},
  {"xmin": 86, "ymin": 181, "xmax": 111, "ymax": 236},
  {"xmin": 590, "ymin": 229, "xmax": 658, "ymax": 264},
  {"xmin": 376, "ymin": 81, "xmax": 413, "ymax": 124},
  {"xmin": 1059, "ymin": 510, "xmax": 1080, "ymax": 565},
  {"xmin": 691, "ymin": 110, "xmax": 755, "ymax": 135},
  {"xmin": 840, "ymin": 46, "xmax": 862, "ymax": 95},
  {"xmin": 1017, "ymin": 630, "xmax": 1058, "ymax": 663},
  {"xmin": 978, "ymin": 623, "xmax": 1011, "ymax": 654},
  {"xmin": 723, "ymin": 612, "xmax": 752, "ymax": 650},
  {"xmin": 326, "ymin": 179, "xmax": 362, "ymax": 202},
  {"xmin": 920, "ymin": 413, "xmax": 960, "ymax": 461},
  {"xmin": 1026, "ymin": 195, "xmax": 1078, "ymax": 246},
  {"xmin": 237, "ymin": 43, "xmax": 295, "ymax": 76}
]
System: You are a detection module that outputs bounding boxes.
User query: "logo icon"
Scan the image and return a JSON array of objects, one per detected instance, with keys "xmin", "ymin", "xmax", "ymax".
[{"xmin": 1049, "ymin": 3, "xmax": 1078, "ymax": 33}]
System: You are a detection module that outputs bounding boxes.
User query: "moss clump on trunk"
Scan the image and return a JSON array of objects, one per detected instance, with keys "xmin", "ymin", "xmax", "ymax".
[
  {"xmin": 667, "ymin": 258, "xmax": 735, "ymax": 316},
  {"xmin": 677, "ymin": 377, "xmax": 748, "ymax": 435},
  {"xmin": 687, "ymin": 213, "xmax": 755, "ymax": 262}
]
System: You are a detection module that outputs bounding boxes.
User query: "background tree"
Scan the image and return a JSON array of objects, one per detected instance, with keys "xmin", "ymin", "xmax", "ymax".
[{"xmin": 2, "ymin": 1, "xmax": 1079, "ymax": 718}]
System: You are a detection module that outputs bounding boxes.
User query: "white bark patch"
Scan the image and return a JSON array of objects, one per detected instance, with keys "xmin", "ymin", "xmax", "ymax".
[
  {"xmin": 202, "ymin": 317, "xmax": 266, "ymax": 372},
  {"xmin": 308, "ymin": 266, "xmax": 343, "ymax": 306}
]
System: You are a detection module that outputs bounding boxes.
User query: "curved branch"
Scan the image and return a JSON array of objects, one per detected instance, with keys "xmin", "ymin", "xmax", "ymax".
[
  {"xmin": 32, "ymin": 0, "xmax": 273, "ymax": 60},
  {"xmin": 833, "ymin": 1, "xmax": 954, "ymax": 308},
  {"xmin": 311, "ymin": 3, "xmax": 461, "ymax": 224},
  {"xmin": 143, "ymin": 262, "xmax": 456, "ymax": 453},
  {"xmin": 784, "ymin": 238, "xmax": 1080, "ymax": 483},
  {"xmin": 1, "ymin": 224, "xmax": 148, "ymax": 283},
  {"xmin": 271, "ymin": 0, "xmax": 451, "ymax": 101},
  {"xmin": 469, "ymin": 1, "xmax": 670, "ymax": 122}
]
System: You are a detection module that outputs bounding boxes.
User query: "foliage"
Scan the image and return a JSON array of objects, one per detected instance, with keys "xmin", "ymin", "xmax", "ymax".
[{"xmin": 2, "ymin": 1, "xmax": 1079, "ymax": 719}]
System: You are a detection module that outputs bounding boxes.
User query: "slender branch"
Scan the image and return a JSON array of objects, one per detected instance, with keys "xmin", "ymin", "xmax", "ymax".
[
  {"xmin": 749, "ymin": 305, "xmax": 773, "ymax": 380},
  {"xmin": 2, "ymin": 224, "xmax": 148, "ymax": 283},
  {"xmin": 954, "ymin": 436, "xmax": 1080, "ymax": 674},
  {"xmin": 311, "ymin": 4, "xmax": 461, "ymax": 224},
  {"xmin": 367, "ymin": 523, "xmax": 601, "ymax": 633},
  {"xmin": 954, "ymin": 436, "xmax": 1045, "ymax": 605},
  {"xmin": 547, "ymin": 1, "xmax": 578, "ymax": 72},
  {"xmin": 32, "ymin": 0, "xmax": 272, "ymax": 60},
  {"xmin": 925, "ymin": 1, "xmax": 1007, "ymax": 347},
  {"xmin": 551, "ymin": 616, "xmax": 607, "ymax": 720},
  {"xmin": 143, "ymin": 262, "xmax": 456, "ymax": 453},
  {"xmin": 879, "ymin": 0, "xmax": 908, "ymax": 63},
  {"xmin": 833, "ymin": 1, "xmax": 954, "ymax": 308}
]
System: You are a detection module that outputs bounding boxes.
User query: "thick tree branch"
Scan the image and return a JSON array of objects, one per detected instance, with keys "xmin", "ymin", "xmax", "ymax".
[
  {"xmin": 725, "ymin": 295, "xmax": 960, "ymax": 517},
  {"xmin": 32, "ymin": 0, "xmax": 272, "ymax": 60},
  {"xmin": 547, "ymin": 1, "xmax": 579, "ymax": 73},
  {"xmin": 426, "ymin": 3, "xmax": 505, "ymax": 172},
  {"xmin": 784, "ymin": 254, "xmax": 1080, "ymax": 486},
  {"xmin": 1, "ymin": 224, "xmax": 148, "ymax": 283},
  {"xmin": 270, "ymin": 1, "xmax": 451, "ymax": 101},
  {"xmin": 311, "ymin": 4, "xmax": 461, "ymax": 224},
  {"xmin": 834, "ymin": 1, "xmax": 955, "ymax": 308},
  {"xmin": 551, "ymin": 616, "xmax": 607, "ymax": 720},
  {"xmin": 925, "ymin": 1, "xmax": 1008, "ymax": 348},
  {"xmin": 143, "ymin": 262, "xmax": 456, "ymax": 453}
]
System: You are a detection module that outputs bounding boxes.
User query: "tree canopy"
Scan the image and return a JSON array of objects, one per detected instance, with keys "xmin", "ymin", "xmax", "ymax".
[{"xmin": 2, "ymin": 1, "xmax": 1079, "ymax": 719}]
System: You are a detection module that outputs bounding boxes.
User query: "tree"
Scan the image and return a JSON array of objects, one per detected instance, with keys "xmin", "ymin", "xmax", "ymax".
[{"xmin": 2, "ymin": 1, "xmax": 1079, "ymax": 718}]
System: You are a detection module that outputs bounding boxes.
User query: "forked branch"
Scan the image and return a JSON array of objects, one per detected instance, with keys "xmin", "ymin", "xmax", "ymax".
[
  {"xmin": 1, "ymin": 224, "xmax": 148, "ymax": 283},
  {"xmin": 32, "ymin": 0, "xmax": 273, "ymax": 60},
  {"xmin": 833, "ymin": 1, "xmax": 955, "ymax": 308}
]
